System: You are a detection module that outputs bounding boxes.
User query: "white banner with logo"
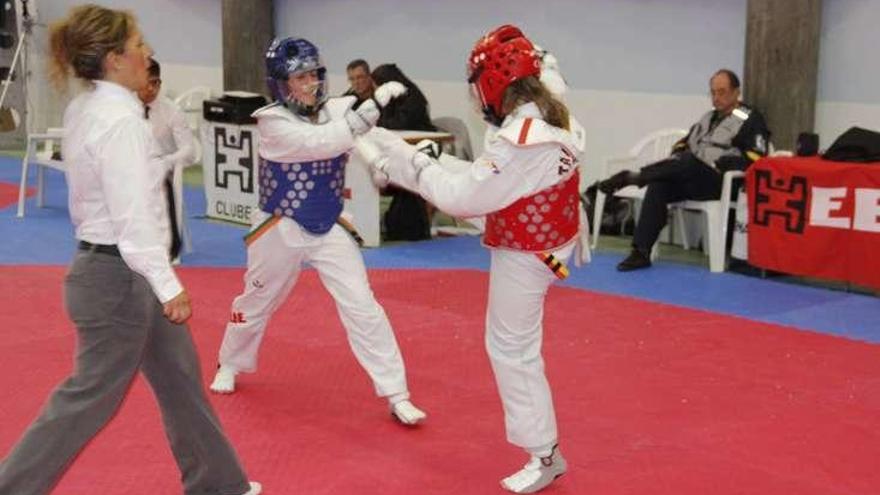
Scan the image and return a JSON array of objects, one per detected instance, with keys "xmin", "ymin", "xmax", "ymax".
[{"xmin": 201, "ymin": 122, "xmax": 260, "ymax": 225}]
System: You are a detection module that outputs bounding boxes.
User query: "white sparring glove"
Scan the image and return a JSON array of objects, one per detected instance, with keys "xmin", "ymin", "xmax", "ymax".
[
  {"xmin": 354, "ymin": 127, "xmax": 405, "ymax": 170},
  {"xmin": 371, "ymin": 165, "xmax": 390, "ymax": 188},
  {"xmin": 354, "ymin": 127, "xmax": 405, "ymax": 186},
  {"xmin": 344, "ymin": 98, "xmax": 380, "ymax": 136},
  {"xmin": 372, "ymin": 81, "xmax": 407, "ymax": 107},
  {"xmin": 354, "ymin": 134, "xmax": 383, "ymax": 165},
  {"xmin": 344, "ymin": 81, "xmax": 408, "ymax": 136},
  {"xmin": 354, "ymin": 135, "xmax": 392, "ymax": 187},
  {"xmin": 356, "ymin": 128, "xmax": 435, "ymax": 191}
]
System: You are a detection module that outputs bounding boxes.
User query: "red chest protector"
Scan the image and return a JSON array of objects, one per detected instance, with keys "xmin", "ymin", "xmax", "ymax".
[{"xmin": 483, "ymin": 170, "xmax": 581, "ymax": 252}]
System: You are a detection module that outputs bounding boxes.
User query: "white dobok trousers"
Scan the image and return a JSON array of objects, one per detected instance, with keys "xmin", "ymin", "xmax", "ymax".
[
  {"xmin": 217, "ymin": 213, "xmax": 409, "ymax": 398},
  {"xmin": 486, "ymin": 241, "xmax": 575, "ymax": 452}
]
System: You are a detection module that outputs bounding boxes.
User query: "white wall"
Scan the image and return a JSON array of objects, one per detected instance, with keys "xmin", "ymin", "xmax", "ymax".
[
  {"xmin": 817, "ymin": 0, "xmax": 880, "ymax": 105},
  {"xmin": 279, "ymin": 0, "xmax": 747, "ymax": 184},
  {"xmin": 30, "ymin": 0, "xmax": 223, "ymax": 131},
  {"xmin": 25, "ymin": 0, "xmax": 880, "ymax": 171},
  {"xmin": 40, "ymin": 0, "xmax": 222, "ymax": 68},
  {"xmin": 815, "ymin": 0, "xmax": 880, "ymax": 148},
  {"xmin": 276, "ymin": 0, "xmax": 748, "ymax": 95}
]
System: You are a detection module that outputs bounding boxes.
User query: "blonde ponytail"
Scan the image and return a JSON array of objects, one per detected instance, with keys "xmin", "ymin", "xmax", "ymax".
[
  {"xmin": 46, "ymin": 4, "xmax": 135, "ymax": 90},
  {"xmin": 48, "ymin": 18, "xmax": 71, "ymax": 89},
  {"xmin": 501, "ymin": 76, "xmax": 571, "ymax": 130}
]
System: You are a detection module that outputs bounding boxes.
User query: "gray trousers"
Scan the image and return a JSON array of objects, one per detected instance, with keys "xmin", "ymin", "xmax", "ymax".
[{"xmin": 0, "ymin": 251, "xmax": 251, "ymax": 495}]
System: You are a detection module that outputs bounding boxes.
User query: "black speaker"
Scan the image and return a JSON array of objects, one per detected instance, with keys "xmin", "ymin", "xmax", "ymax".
[
  {"xmin": 203, "ymin": 93, "xmax": 267, "ymax": 125},
  {"xmin": 796, "ymin": 132, "xmax": 819, "ymax": 157}
]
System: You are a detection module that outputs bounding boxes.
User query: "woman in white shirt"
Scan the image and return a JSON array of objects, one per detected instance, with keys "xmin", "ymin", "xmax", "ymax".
[{"xmin": 0, "ymin": 6, "xmax": 259, "ymax": 495}]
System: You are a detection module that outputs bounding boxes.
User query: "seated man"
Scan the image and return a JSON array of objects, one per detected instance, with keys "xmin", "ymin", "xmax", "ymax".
[
  {"xmin": 599, "ymin": 68, "xmax": 770, "ymax": 271},
  {"xmin": 342, "ymin": 58, "xmax": 375, "ymax": 110}
]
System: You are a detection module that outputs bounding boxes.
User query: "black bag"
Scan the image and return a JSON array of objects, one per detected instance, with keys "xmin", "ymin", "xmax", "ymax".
[
  {"xmin": 582, "ymin": 182, "xmax": 634, "ymax": 236},
  {"xmin": 822, "ymin": 127, "xmax": 880, "ymax": 163},
  {"xmin": 383, "ymin": 188, "xmax": 431, "ymax": 241},
  {"xmin": 796, "ymin": 132, "xmax": 819, "ymax": 156}
]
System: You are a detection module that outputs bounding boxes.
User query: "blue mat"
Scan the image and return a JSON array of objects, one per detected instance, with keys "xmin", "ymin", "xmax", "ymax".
[{"xmin": 2, "ymin": 157, "xmax": 878, "ymax": 343}]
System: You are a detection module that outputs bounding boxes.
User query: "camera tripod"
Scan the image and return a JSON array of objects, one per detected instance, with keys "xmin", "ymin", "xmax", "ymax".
[{"xmin": 0, "ymin": 0, "xmax": 35, "ymax": 132}]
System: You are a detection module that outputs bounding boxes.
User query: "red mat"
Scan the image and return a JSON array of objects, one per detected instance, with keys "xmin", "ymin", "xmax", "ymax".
[
  {"xmin": 1, "ymin": 266, "xmax": 878, "ymax": 495},
  {"xmin": 0, "ymin": 181, "xmax": 31, "ymax": 210}
]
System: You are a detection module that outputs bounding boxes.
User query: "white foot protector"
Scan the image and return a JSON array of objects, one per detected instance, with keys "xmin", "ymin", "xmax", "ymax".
[
  {"xmin": 209, "ymin": 365, "xmax": 237, "ymax": 394},
  {"xmin": 500, "ymin": 446, "xmax": 567, "ymax": 494},
  {"xmin": 390, "ymin": 399, "xmax": 427, "ymax": 425},
  {"xmin": 243, "ymin": 481, "xmax": 262, "ymax": 494}
]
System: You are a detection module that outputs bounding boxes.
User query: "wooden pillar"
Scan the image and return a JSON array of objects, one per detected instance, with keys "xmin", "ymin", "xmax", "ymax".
[
  {"xmin": 222, "ymin": 0, "xmax": 274, "ymax": 96},
  {"xmin": 743, "ymin": 0, "xmax": 822, "ymax": 150}
]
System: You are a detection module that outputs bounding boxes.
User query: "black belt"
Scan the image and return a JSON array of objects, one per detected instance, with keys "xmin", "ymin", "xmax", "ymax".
[{"xmin": 78, "ymin": 240, "xmax": 121, "ymax": 257}]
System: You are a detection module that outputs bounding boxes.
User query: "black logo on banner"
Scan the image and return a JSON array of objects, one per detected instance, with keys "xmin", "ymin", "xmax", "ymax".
[
  {"xmin": 214, "ymin": 127, "xmax": 254, "ymax": 193},
  {"xmin": 752, "ymin": 169, "xmax": 808, "ymax": 233}
]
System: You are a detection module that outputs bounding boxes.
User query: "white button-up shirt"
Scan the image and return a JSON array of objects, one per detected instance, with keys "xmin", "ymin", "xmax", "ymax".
[
  {"xmin": 144, "ymin": 95, "xmax": 196, "ymax": 173},
  {"xmin": 62, "ymin": 80, "xmax": 182, "ymax": 303}
]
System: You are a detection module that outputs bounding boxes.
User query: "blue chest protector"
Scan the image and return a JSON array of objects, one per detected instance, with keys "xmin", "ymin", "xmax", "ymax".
[{"xmin": 258, "ymin": 154, "xmax": 348, "ymax": 234}]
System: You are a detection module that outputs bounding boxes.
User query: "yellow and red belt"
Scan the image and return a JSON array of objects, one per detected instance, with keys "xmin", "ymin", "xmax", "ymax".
[{"xmin": 536, "ymin": 252, "xmax": 569, "ymax": 280}]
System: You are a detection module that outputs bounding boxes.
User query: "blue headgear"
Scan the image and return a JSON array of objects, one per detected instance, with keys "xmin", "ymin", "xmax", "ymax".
[{"xmin": 265, "ymin": 37, "xmax": 328, "ymax": 115}]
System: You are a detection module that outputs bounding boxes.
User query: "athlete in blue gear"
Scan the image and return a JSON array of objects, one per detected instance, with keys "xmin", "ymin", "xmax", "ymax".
[{"xmin": 210, "ymin": 37, "xmax": 426, "ymax": 426}]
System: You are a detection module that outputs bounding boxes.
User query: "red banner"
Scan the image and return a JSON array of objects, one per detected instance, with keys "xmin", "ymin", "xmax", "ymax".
[{"xmin": 747, "ymin": 156, "xmax": 880, "ymax": 290}]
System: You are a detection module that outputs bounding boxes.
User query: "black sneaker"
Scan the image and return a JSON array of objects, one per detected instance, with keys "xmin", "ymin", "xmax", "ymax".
[
  {"xmin": 598, "ymin": 170, "xmax": 636, "ymax": 195},
  {"xmin": 617, "ymin": 249, "xmax": 651, "ymax": 271}
]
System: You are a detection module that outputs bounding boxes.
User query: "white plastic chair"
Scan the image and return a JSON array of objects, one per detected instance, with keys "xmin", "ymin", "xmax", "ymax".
[
  {"xmin": 591, "ymin": 128, "xmax": 687, "ymax": 248},
  {"xmin": 667, "ymin": 170, "xmax": 744, "ymax": 272},
  {"xmin": 666, "ymin": 145, "xmax": 787, "ymax": 272},
  {"xmin": 432, "ymin": 116, "xmax": 473, "ymax": 161},
  {"xmin": 676, "ymin": 145, "xmax": 792, "ymax": 271},
  {"xmin": 17, "ymin": 128, "xmax": 65, "ymax": 217},
  {"xmin": 173, "ymin": 86, "xmax": 212, "ymax": 164}
]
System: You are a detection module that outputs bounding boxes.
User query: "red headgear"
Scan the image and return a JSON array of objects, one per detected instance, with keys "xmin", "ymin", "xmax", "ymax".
[{"xmin": 467, "ymin": 25, "xmax": 540, "ymax": 125}]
